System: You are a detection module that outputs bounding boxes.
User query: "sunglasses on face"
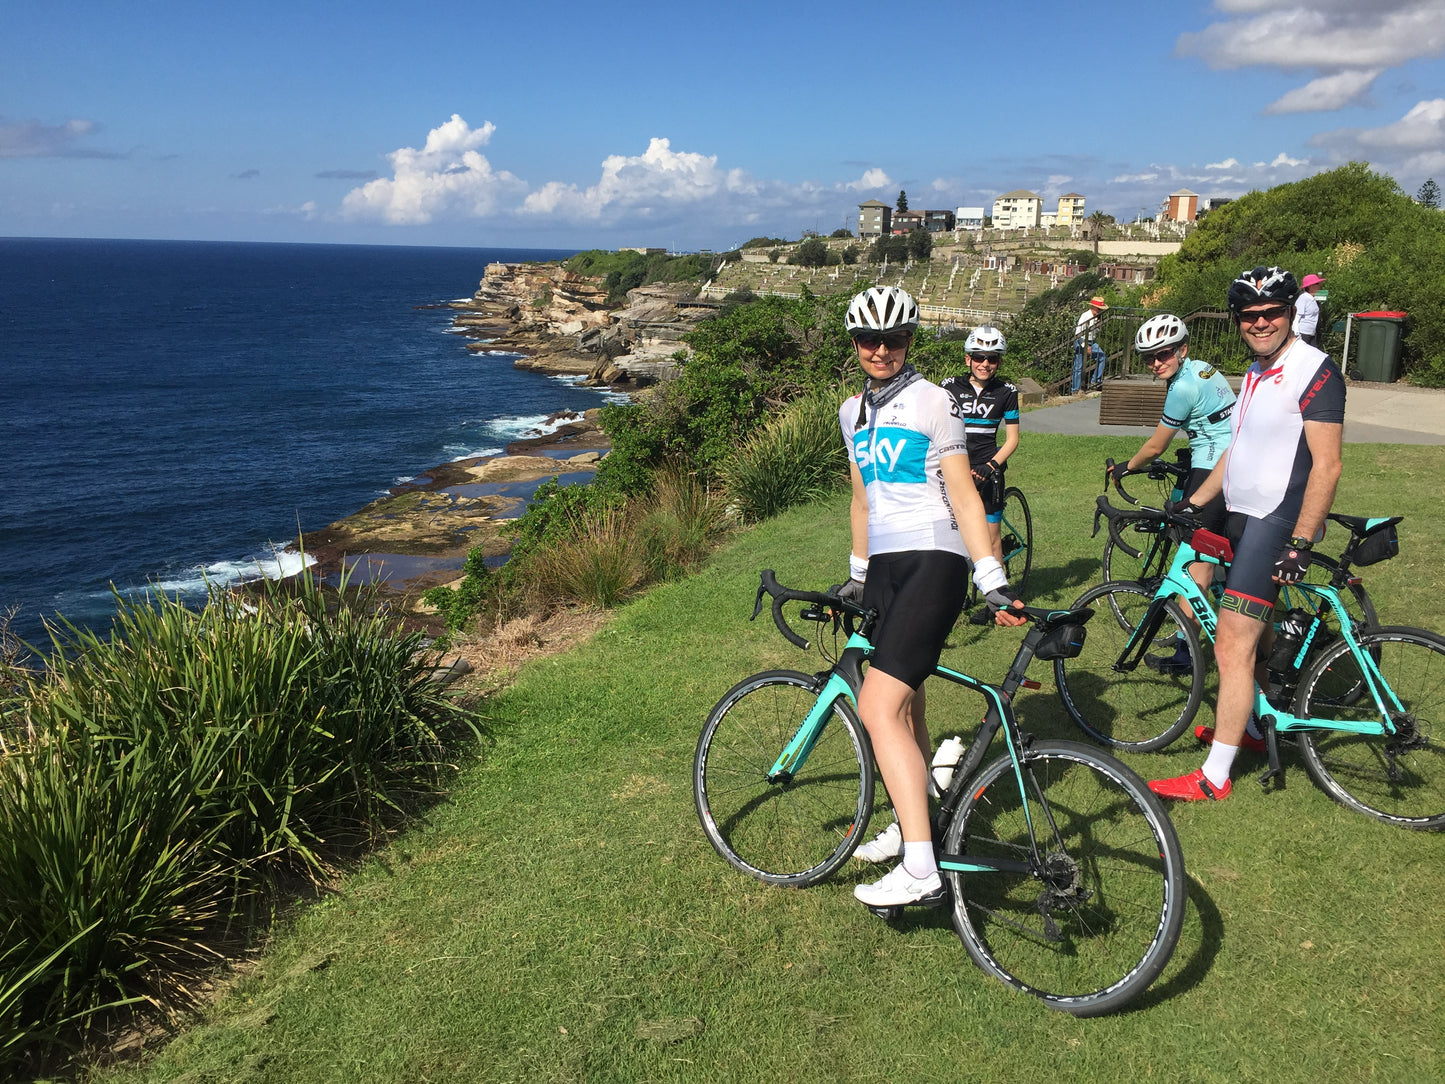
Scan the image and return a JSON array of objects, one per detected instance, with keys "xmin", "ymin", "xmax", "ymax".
[
  {"xmin": 1142, "ymin": 345, "xmax": 1179, "ymax": 364},
  {"xmin": 852, "ymin": 331, "xmax": 911, "ymax": 351},
  {"xmin": 968, "ymin": 354, "xmax": 1001, "ymax": 365},
  {"xmin": 1237, "ymin": 305, "xmax": 1291, "ymax": 325}
]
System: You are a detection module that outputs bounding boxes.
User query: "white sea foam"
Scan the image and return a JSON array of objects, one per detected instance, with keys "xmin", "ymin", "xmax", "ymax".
[
  {"xmin": 443, "ymin": 444, "xmax": 503, "ymax": 462},
  {"xmin": 128, "ymin": 548, "xmax": 317, "ymax": 599},
  {"xmin": 485, "ymin": 412, "xmax": 585, "ymax": 441}
]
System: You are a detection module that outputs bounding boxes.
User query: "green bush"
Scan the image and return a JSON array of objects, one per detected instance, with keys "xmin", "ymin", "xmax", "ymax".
[
  {"xmin": 719, "ymin": 390, "xmax": 850, "ymax": 522},
  {"xmin": 0, "ymin": 573, "xmax": 476, "ymax": 1071},
  {"xmin": 637, "ymin": 468, "xmax": 730, "ymax": 582}
]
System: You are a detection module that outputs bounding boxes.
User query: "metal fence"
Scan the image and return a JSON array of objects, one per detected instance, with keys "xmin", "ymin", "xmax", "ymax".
[{"xmin": 1030, "ymin": 308, "xmax": 1252, "ymax": 396}]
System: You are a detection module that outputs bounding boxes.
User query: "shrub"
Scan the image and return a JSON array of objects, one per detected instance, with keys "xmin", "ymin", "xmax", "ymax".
[
  {"xmin": 0, "ymin": 572, "xmax": 476, "ymax": 1071},
  {"xmin": 521, "ymin": 505, "xmax": 642, "ymax": 610},
  {"xmin": 719, "ymin": 390, "xmax": 850, "ymax": 522},
  {"xmin": 637, "ymin": 468, "xmax": 730, "ymax": 582}
]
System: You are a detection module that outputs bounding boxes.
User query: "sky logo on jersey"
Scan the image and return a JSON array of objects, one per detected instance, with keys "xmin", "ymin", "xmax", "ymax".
[{"xmin": 855, "ymin": 426, "xmax": 928, "ymax": 483}]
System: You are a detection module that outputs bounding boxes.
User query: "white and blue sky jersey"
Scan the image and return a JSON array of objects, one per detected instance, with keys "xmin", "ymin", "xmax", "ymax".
[
  {"xmin": 841, "ymin": 379, "xmax": 970, "ymax": 558},
  {"xmin": 1161, "ymin": 356, "xmax": 1235, "ymax": 470}
]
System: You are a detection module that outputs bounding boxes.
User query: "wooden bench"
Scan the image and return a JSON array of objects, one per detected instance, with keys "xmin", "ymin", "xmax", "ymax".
[{"xmin": 1098, "ymin": 373, "xmax": 1245, "ymax": 427}]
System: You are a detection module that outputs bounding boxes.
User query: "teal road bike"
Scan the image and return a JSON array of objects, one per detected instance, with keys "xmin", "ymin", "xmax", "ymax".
[
  {"xmin": 1058, "ymin": 509, "xmax": 1445, "ymax": 829},
  {"xmin": 692, "ymin": 571, "xmax": 1186, "ymax": 1016},
  {"xmin": 968, "ymin": 484, "xmax": 1034, "ymax": 606},
  {"xmin": 1094, "ymin": 455, "xmax": 1380, "ymax": 636}
]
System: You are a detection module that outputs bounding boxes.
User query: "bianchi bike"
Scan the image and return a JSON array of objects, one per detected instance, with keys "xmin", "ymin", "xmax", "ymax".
[
  {"xmin": 1058, "ymin": 509, "xmax": 1445, "ymax": 829},
  {"xmin": 692, "ymin": 571, "xmax": 1186, "ymax": 1016}
]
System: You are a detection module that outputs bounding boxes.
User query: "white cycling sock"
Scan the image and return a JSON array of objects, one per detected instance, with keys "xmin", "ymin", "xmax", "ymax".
[
  {"xmin": 902, "ymin": 841, "xmax": 937, "ymax": 879},
  {"xmin": 1202, "ymin": 742, "xmax": 1238, "ymax": 789}
]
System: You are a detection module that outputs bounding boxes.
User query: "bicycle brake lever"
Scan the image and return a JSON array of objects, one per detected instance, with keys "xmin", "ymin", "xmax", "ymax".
[{"xmin": 751, "ymin": 578, "xmax": 767, "ymax": 622}]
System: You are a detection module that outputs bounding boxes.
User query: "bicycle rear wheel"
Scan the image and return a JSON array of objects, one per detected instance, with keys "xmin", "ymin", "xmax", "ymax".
[
  {"xmin": 942, "ymin": 740, "xmax": 1186, "ymax": 1016},
  {"xmin": 1000, "ymin": 487, "xmax": 1033, "ymax": 595},
  {"xmin": 694, "ymin": 670, "xmax": 875, "ymax": 885},
  {"xmin": 1294, "ymin": 627, "xmax": 1445, "ymax": 829},
  {"xmin": 1055, "ymin": 581, "xmax": 1204, "ymax": 752}
]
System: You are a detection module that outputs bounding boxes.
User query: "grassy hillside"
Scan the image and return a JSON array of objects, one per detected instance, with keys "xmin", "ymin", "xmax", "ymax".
[{"xmin": 96, "ymin": 435, "xmax": 1445, "ymax": 1084}]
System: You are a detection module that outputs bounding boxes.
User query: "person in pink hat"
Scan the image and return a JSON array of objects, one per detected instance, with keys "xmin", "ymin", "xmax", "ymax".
[{"xmin": 1293, "ymin": 273, "xmax": 1324, "ymax": 346}]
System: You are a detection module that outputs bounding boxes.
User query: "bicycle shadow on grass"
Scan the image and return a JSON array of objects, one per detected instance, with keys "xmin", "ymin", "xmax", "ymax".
[{"xmin": 843, "ymin": 873, "xmax": 1224, "ymax": 1015}]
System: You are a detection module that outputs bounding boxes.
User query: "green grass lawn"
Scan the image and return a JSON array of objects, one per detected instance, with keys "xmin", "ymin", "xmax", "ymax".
[{"xmin": 95, "ymin": 436, "xmax": 1445, "ymax": 1083}]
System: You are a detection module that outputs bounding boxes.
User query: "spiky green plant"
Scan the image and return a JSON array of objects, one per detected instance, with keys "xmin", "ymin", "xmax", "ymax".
[{"xmin": 719, "ymin": 389, "xmax": 849, "ymax": 522}]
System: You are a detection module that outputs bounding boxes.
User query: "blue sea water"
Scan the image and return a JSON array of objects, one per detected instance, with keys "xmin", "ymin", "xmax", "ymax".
[{"xmin": 1, "ymin": 237, "xmax": 616, "ymax": 648}]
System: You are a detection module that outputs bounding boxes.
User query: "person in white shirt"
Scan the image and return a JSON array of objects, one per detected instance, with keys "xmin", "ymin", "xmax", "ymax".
[
  {"xmin": 1292, "ymin": 273, "xmax": 1323, "ymax": 346},
  {"xmin": 1072, "ymin": 296, "xmax": 1108, "ymax": 392}
]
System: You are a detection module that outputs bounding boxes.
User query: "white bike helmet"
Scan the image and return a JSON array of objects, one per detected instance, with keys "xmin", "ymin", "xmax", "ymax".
[
  {"xmin": 845, "ymin": 286, "xmax": 920, "ymax": 335},
  {"xmin": 965, "ymin": 325, "xmax": 1006, "ymax": 355},
  {"xmin": 1135, "ymin": 313, "xmax": 1188, "ymax": 354},
  {"xmin": 1227, "ymin": 265, "xmax": 1298, "ymax": 314}
]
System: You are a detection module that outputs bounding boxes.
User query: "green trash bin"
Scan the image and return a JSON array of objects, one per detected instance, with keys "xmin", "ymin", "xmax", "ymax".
[{"xmin": 1353, "ymin": 310, "xmax": 1407, "ymax": 383}]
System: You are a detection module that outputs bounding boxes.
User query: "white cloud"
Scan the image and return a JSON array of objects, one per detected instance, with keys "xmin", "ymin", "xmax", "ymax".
[
  {"xmin": 843, "ymin": 167, "xmax": 893, "ymax": 192},
  {"xmin": 264, "ymin": 200, "xmax": 318, "ymax": 220},
  {"xmin": 1264, "ymin": 69, "xmax": 1381, "ymax": 114},
  {"xmin": 1206, "ymin": 157, "xmax": 1241, "ymax": 169},
  {"xmin": 1312, "ymin": 98, "xmax": 1445, "ymax": 176},
  {"xmin": 520, "ymin": 137, "xmax": 756, "ymax": 221},
  {"xmin": 1178, "ymin": 2, "xmax": 1445, "ymax": 71},
  {"xmin": 0, "ymin": 116, "xmax": 120, "ymax": 158},
  {"xmin": 1270, "ymin": 151, "xmax": 1306, "ymax": 167},
  {"xmin": 341, "ymin": 114, "xmax": 525, "ymax": 225}
]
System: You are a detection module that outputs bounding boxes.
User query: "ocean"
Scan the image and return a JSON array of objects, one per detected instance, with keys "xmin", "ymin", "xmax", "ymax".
[{"xmin": 1, "ymin": 237, "xmax": 617, "ymax": 650}]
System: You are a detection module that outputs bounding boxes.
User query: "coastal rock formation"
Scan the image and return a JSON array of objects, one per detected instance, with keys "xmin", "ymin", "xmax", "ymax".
[{"xmin": 450, "ymin": 263, "xmax": 717, "ymax": 388}]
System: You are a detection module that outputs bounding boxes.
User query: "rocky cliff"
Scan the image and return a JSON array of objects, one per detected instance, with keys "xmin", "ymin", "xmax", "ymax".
[{"xmin": 449, "ymin": 262, "xmax": 718, "ymax": 388}]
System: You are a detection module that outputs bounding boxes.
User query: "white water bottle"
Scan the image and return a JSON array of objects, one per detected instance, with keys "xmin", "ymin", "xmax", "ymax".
[{"xmin": 931, "ymin": 735, "xmax": 966, "ymax": 791}]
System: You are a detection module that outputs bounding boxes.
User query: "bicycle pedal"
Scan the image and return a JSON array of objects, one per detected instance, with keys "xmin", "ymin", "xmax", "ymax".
[{"xmin": 866, "ymin": 905, "xmax": 903, "ymax": 921}]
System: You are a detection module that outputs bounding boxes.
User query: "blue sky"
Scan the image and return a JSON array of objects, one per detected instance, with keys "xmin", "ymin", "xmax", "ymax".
[{"xmin": 3, "ymin": 0, "xmax": 1442, "ymax": 249}]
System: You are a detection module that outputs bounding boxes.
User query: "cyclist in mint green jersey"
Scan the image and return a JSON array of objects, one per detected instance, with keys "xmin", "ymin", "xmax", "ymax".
[{"xmin": 1110, "ymin": 314, "xmax": 1235, "ymax": 598}]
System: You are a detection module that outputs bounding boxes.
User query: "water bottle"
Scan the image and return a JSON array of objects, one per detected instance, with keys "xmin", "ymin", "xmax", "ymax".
[{"xmin": 931, "ymin": 735, "xmax": 967, "ymax": 791}]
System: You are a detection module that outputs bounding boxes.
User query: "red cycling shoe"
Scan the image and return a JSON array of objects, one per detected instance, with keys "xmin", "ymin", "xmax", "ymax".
[
  {"xmin": 1148, "ymin": 768, "xmax": 1232, "ymax": 802},
  {"xmin": 1193, "ymin": 724, "xmax": 1268, "ymax": 755}
]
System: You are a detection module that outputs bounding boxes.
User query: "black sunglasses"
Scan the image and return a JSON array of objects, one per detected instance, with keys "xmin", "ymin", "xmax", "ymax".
[
  {"xmin": 968, "ymin": 354, "xmax": 1001, "ymax": 364},
  {"xmin": 853, "ymin": 330, "xmax": 911, "ymax": 351},
  {"xmin": 1237, "ymin": 304, "xmax": 1291, "ymax": 325}
]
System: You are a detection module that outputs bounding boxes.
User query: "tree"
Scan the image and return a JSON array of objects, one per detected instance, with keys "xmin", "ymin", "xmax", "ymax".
[
  {"xmin": 1419, "ymin": 178, "xmax": 1441, "ymax": 209},
  {"xmin": 907, "ymin": 228, "xmax": 933, "ymax": 261},
  {"xmin": 896, "ymin": 190, "xmax": 908, "ymax": 212},
  {"xmin": 830, "ymin": 228, "xmax": 853, "ymax": 239},
  {"xmin": 841, "ymin": 244, "xmax": 860, "ymax": 265},
  {"xmin": 792, "ymin": 236, "xmax": 829, "ymax": 267},
  {"xmin": 1085, "ymin": 211, "xmax": 1110, "ymax": 254}
]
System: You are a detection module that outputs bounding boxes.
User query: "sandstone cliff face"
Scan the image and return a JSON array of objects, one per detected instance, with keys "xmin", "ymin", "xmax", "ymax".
[{"xmin": 450, "ymin": 262, "xmax": 718, "ymax": 389}]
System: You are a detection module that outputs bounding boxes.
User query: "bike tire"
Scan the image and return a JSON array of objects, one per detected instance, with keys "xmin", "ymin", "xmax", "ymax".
[
  {"xmin": 942, "ymin": 740, "xmax": 1186, "ymax": 1016},
  {"xmin": 694, "ymin": 670, "xmax": 876, "ymax": 886},
  {"xmin": 1293, "ymin": 626, "xmax": 1445, "ymax": 830},
  {"xmin": 1055, "ymin": 581, "xmax": 1204, "ymax": 752},
  {"xmin": 1000, "ymin": 486, "xmax": 1033, "ymax": 596}
]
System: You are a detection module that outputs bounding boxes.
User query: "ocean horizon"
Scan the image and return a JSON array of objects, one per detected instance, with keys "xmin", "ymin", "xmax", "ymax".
[{"xmin": 1, "ymin": 237, "xmax": 615, "ymax": 649}]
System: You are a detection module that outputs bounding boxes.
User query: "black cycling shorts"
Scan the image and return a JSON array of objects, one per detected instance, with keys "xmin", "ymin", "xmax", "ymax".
[
  {"xmin": 973, "ymin": 466, "xmax": 1005, "ymax": 522},
  {"xmin": 1182, "ymin": 466, "xmax": 1226, "ymax": 535},
  {"xmin": 861, "ymin": 550, "xmax": 971, "ymax": 690},
  {"xmin": 1221, "ymin": 511, "xmax": 1293, "ymax": 622}
]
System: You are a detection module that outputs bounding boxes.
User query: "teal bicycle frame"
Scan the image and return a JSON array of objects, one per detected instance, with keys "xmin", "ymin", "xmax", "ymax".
[
  {"xmin": 767, "ymin": 626, "xmax": 1039, "ymax": 875},
  {"xmin": 1129, "ymin": 535, "xmax": 1398, "ymax": 750}
]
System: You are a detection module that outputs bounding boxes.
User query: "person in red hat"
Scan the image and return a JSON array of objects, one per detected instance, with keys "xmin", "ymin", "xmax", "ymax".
[
  {"xmin": 1293, "ymin": 273, "xmax": 1324, "ymax": 346},
  {"xmin": 1072, "ymin": 296, "xmax": 1109, "ymax": 392}
]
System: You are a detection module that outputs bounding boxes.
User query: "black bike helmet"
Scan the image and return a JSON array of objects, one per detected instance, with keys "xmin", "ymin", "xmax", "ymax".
[{"xmin": 1227, "ymin": 265, "xmax": 1298, "ymax": 314}]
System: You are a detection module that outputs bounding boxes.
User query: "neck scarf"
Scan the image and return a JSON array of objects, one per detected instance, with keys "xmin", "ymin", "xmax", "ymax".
[{"xmin": 855, "ymin": 363, "xmax": 921, "ymax": 430}]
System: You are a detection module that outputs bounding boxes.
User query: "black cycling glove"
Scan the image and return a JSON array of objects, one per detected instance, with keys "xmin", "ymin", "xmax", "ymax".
[
  {"xmin": 974, "ymin": 460, "xmax": 999, "ymax": 483},
  {"xmin": 835, "ymin": 579, "xmax": 866, "ymax": 605},
  {"xmin": 1274, "ymin": 539, "xmax": 1312, "ymax": 583},
  {"xmin": 1164, "ymin": 497, "xmax": 1202, "ymax": 528}
]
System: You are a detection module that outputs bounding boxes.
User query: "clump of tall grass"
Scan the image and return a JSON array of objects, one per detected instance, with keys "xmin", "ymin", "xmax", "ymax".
[
  {"xmin": 0, "ymin": 570, "xmax": 478, "ymax": 1073},
  {"xmin": 637, "ymin": 467, "xmax": 730, "ymax": 582},
  {"xmin": 719, "ymin": 390, "xmax": 849, "ymax": 522},
  {"xmin": 521, "ymin": 504, "xmax": 643, "ymax": 610}
]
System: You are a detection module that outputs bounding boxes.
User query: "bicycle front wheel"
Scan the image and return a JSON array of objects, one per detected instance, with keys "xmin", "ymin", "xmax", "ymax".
[
  {"xmin": 1000, "ymin": 487, "xmax": 1033, "ymax": 595},
  {"xmin": 694, "ymin": 670, "xmax": 875, "ymax": 886},
  {"xmin": 1055, "ymin": 581, "xmax": 1204, "ymax": 752},
  {"xmin": 1294, "ymin": 627, "xmax": 1445, "ymax": 829},
  {"xmin": 942, "ymin": 740, "xmax": 1186, "ymax": 1016}
]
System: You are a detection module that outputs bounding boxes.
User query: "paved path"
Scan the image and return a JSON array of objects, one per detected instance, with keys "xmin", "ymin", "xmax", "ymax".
[{"xmin": 1025, "ymin": 381, "xmax": 1445, "ymax": 445}]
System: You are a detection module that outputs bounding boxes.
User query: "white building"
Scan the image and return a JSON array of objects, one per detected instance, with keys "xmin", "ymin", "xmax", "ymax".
[
  {"xmin": 955, "ymin": 206, "xmax": 986, "ymax": 229},
  {"xmin": 992, "ymin": 190, "xmax": 1042, "ymax": 230}
]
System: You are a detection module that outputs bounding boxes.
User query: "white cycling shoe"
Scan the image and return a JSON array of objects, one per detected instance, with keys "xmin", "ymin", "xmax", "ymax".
[
  {"xmin": 853, "ymin": 863, "xmax": 946, "ymax": 907},
  {"xmin": 852, "ymin": 821, "xmax": 902, "ymax": 863}
]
